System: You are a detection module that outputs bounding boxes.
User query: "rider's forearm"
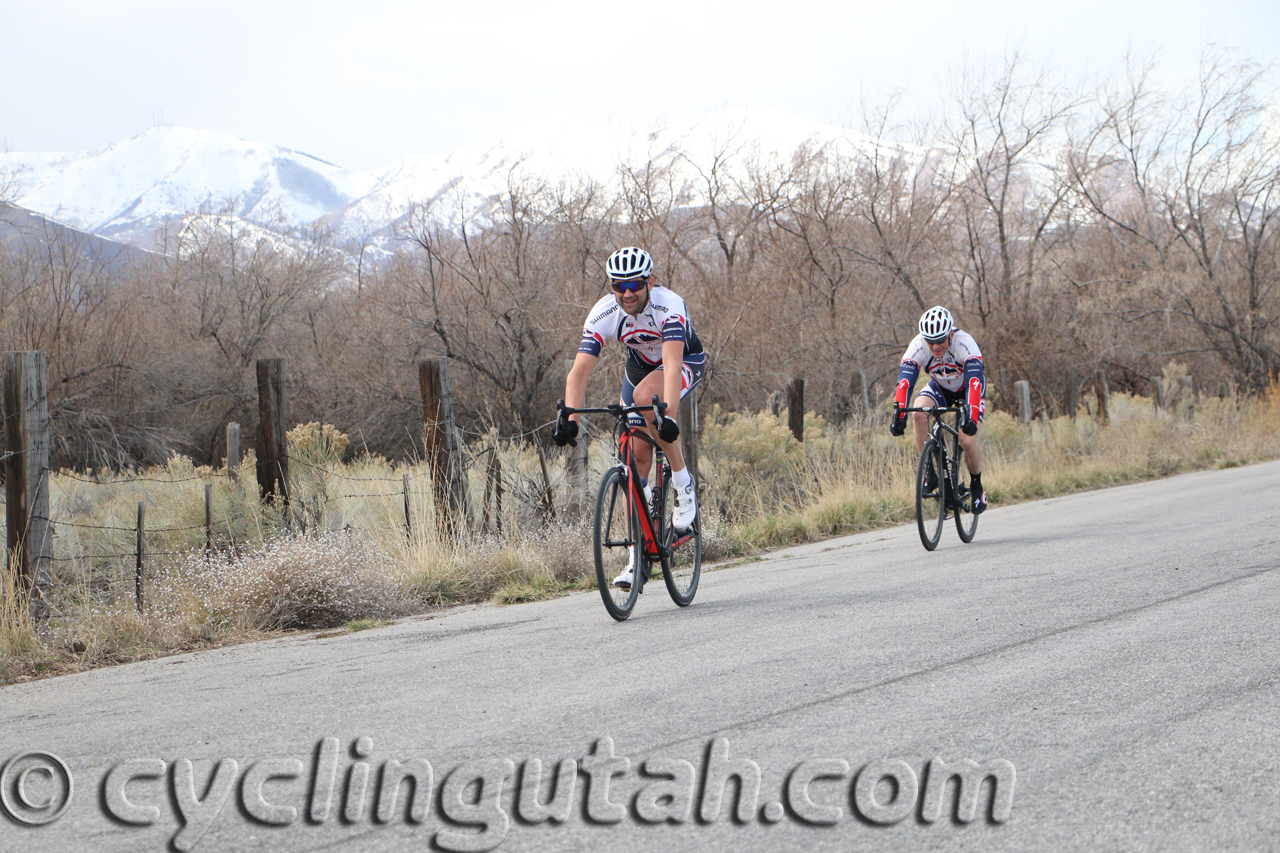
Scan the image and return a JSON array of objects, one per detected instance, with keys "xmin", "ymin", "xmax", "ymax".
[
  {"xmin": 660, "ymin": 341, "xmax": 683, "ymax": 414},
  {"xmin": 564, "ymin": 353, "xmax": 596, "ymax": 421}
]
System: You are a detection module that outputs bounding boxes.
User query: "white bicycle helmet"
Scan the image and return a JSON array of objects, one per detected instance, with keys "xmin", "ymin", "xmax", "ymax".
[
  {"xmin": 606, "ymin": 246, "xmax": 654, "ymax": 280},
  {"xmin": 919, "ymin": 306, "xmax": 954, "ymax": 342}
]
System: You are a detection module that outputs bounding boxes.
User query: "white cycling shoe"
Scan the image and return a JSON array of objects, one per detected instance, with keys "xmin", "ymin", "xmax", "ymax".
[
  {"xmin": 672, "ymin": 481, "xmax": 697, "ymax": 531},
  {"xmin": 613, "ymin": 553, "xmax": 638, "ymax": 589}
]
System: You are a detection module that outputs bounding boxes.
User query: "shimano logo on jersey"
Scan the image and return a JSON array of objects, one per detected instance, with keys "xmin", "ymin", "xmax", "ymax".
[
  {"xmin": 590, "ymin": 304, "xmax": 619, "ymax": 324},
  {"xmin": 651, "ymin": 302, "xmax": 668, "ymax": 312}
]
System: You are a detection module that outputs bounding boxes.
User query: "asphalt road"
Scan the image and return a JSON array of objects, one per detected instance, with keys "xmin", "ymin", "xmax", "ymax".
[{"xmin": 2, "ymin": 460, "xmax": 1278, "ymax": 852}]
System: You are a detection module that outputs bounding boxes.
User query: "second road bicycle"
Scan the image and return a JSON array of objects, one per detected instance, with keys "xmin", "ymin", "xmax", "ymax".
[{"xmin": 899, "ymin": 405, "xmax": 980, "ymax": 551}]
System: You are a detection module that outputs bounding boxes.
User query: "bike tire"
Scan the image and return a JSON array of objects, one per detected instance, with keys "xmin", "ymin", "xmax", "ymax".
[
  {"xmin": 950, "ymin": 432, "xmax": 979, "ymax": 543},
  {"xmin": 659, "ymin": 476, "xmax": 702, "ymax": 607},
  {"xmin": 916, "ymin": 439, "xmax": 946, "ymax": 551},
  {"xmin": 593, "ymin": 467, "xmax": 640, "ymax": 621}
]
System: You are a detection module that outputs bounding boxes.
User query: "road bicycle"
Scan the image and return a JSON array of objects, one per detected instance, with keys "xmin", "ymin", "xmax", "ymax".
[
  {"xmin": 557, "ymin": 396, "xmax": 702, "ymax": 621},
  {"xmin": 899, "ymin": 405, "xmax": 979, "ymax": 551}
]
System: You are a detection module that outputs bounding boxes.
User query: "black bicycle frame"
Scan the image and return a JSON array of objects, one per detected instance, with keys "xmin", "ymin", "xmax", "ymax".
[{"xmin": 902, "ymin": 405, "xmax": 964, "ymax": 503}]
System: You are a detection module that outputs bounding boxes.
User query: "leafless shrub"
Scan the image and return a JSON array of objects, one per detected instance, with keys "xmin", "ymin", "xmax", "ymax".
[{"xmin": 153, "ymin": 533, "xmax": 412, "ymax": 631}]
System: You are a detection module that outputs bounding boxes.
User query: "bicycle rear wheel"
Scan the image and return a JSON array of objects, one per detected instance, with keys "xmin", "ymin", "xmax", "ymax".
[
  {"xmin": 659, "ymin": 476, "xmax": 701, "ymax": 606},
  {"xmin": 593, "ymin": 467, "xmax": 640, "ymax": 620},
  {"xmin": 949, "ymin": 433, "xmax": 979, "ymax": 543},
  {"xmin": 916, "ymin": 440, "xmax": 946, "ymax": 551}
]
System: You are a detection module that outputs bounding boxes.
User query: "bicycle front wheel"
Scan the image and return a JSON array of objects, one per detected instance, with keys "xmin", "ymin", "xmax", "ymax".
[
  {"xmin": 950, "ymin": 433, "xmax": 979, "ymax": 543},
  {"xmin": 593, "ymin": 467, "xmax": 640, "ymax": 621},
  {"xmin": 659, "ymin": 477, "xmax": 701, "ymax": 607},
  {"xmin": 916, "ymin": 440, "xmax": 946, "ymax": 551}
]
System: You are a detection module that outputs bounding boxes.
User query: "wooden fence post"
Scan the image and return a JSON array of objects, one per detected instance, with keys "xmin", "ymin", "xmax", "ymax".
[
  {"xmin": 482, "ymin": 449, "xmax": 503, "ymax": 535},
  {"xmin": 678, "ymin": 393, "xmax": 699, "ymax": 481},
  {"xmin": 403, "ymin": 472, "xmax": 412, "ymax": 540},
  {"xmin": 1095, "ymin": 370, "xmax": 1109, "ymax": 426},
  {"xmin": 1014, "ymin": 380, "xmax": 1032, "ymax": 424},
  {"xmin": 852, "ymin": 369, "xmax": 871, "ymax": 421},
  {"xmin": 1152, "ymin": 378, "xmax": 1166, "ymax": 410},
  {"xmin": 787, "ymin": 378, "xmax": 805, "ymax": 442},
  {"xmin": 536, "ymin": 442, "xmax": 557, "ymax": 521},
  {"xmin": 255, "ymin": 359, "xmax": 289, "ymax": 507},
  {"xmin": 3, "ymin": 351, "xmax": 52, "ymax": 623},
  {"xmin": 1065, "ymin": 368, "xmax": 1079, "ymax": 420},
  {"xmin": 135, "ymin": 500, "xmax": 146, "ymax": 613},
  {"xmin": 419, "ymin": 359, "xmax": 469, "ymax": 535},
  {"xmin": 204, "ymin": 484, "xmax": 213, "ymax": 555},
  {"xmin": 226, "ymin": 422, "xmax": 241, "ymax": 482},
  {"xmin": 565, "ymin": 427, "xmax": 590, "ymax": 520},
  {"xmin": 482, "ymin": 451, "xmax": 495, "ymax": 534},
  {"xmin": 1180, "ymin": 376, "xmax": 1196, "ymax": 419}
]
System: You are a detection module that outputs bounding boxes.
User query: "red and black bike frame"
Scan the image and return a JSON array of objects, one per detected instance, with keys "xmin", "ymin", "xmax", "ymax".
[
  {"xmin": 558, "ymin": 396, "xmax": 672, "ymax": 561},
  {"xmin": 617, "ymin": 427, "xmax": 666, "ymax": 558}
]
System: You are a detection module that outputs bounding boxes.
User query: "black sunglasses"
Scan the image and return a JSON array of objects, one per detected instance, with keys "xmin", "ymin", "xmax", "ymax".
[{"xmin": 610, "ymin": 278, "xmax": 649, "ymax": 293}]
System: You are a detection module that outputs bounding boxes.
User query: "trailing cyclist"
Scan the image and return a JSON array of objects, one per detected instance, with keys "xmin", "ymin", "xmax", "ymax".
[
  {"xmin": 553, "ymin": 247, "xmax": 706, "ymax": 587},
  {"xmin": 890, "ymin": 306, "xmax": 988, "ymax": 513}
]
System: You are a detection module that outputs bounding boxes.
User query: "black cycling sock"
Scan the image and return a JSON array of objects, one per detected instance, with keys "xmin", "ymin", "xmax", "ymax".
[{"xmin": 971, "ymin": 473, "xmax": 983, "ymax": 492}]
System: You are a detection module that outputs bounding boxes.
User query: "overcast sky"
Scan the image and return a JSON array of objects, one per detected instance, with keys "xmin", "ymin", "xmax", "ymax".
[{"xmin": 2, "ymin": 0, "xmax": 1276, "ymax": 172}]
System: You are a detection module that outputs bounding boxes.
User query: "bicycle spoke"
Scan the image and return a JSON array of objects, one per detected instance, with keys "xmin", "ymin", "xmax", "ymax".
[
  {"xmin": 951, "ymin": 436, "xmax": 979, "ymax": 543},
  {"xmin": 660, "ymin": 473, "xmax": 701, "ymax": 606},
  {"xmin": 916, "ymin": 440, "xmax": 946, "ymax": 550},
  {"xmin": 593, "ymin": 468, "xmax": 640, "ymax": 620}
]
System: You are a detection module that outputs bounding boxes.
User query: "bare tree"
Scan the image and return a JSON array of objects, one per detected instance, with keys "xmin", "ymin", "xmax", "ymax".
[
  {"xmin": 1069, "ymin": 49, "xmax": 1280, "ymax": 390},
  {"xmin": 938, "ymin": 52, "xmax": 1087, "ymax": 397}
]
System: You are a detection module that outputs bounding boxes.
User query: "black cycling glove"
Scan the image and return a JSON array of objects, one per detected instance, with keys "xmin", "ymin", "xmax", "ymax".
[
  {"xmin": 889, "ymin": 405, "xmax": 907, "ymax": 437},
  {"xmin": 553, "ymin": 418, "xmax": 578, "ymax": 447},
  {"xmin": 656, "ymin": 415, "xmax": 680, "ymax": 443},
  {"xmin": 961, "ymin": 405, "xmax": 978, "ymax": 436}
]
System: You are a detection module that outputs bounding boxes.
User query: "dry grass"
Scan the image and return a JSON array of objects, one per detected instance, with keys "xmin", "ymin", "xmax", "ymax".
[
  {"xmin": 3, "ymin": 383, "xmax": 1279, "ymax": 684},
  {"xmin": 724, "ymin": 384, "xmax": 1280, "ymax": 550}
]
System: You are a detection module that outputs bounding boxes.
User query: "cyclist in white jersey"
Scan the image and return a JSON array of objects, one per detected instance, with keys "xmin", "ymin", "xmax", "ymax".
[
  {"xmin": 890, "ymin": 306, "xmax": 988, "ymax": 513},
  {"xmin": 553, "ymin": 247, "xmax": 706, "ymax": 587}
]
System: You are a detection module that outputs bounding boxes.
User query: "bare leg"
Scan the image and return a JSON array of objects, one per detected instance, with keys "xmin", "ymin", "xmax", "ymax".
[
  {"xmin": 958, "ymin": 426, "xmax": 983, "ymax": 475},
  {"xmin": 633, "ymin": 368, "xmax": 687, "ymax": 473},
  {"xmin": 910, "ymin": 394, "xmax": 933, "ymax": 453}
]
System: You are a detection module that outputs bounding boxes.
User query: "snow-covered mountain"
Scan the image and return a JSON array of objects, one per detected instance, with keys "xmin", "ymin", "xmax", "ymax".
[
  {"xmin": 1, "ymin": 109, "xmax": 909, "ymax": 256},
  {"xmin": 3, "ymin": 127, "xmax": 380, "ymax": 249}
]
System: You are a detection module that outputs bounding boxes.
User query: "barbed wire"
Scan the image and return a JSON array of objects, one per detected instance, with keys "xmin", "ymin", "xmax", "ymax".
[
  {"xmin": 41, "ymin": 516, "xmax": 213, "ymax": 534},
  {"xmin": 457, "ymin": 419, "xmax": 557, "ymax": 442},
  {"xmin": 44, "ymin": 519, "xmax": 138, "ymax": 532},
  {"xmin": 13, "ymin": 416, "xmax": 595, "ymax": 572},
  {"xmin": 288, "ymin": 456, "xmax": 427, "ymax": 484},
  {"xmin": 49, "ymin": 553, "xmax": 137, "ymax": 562},
  {"xmin": 51, "ymin": 469, "xmax": 211, "ymax": 484}
]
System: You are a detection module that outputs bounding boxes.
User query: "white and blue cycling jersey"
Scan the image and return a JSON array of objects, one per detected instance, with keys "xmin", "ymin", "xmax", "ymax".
[
  {"xmin": 579, "ymin": 286, "xmax": 706, "ymax": 422},
  {"xmin": 894, "ymin": 329, "xmax": 986, "ymax": 419},
  {"xmin": 579, "ymin": 286, "xmax": 705, "ymax": 376}
]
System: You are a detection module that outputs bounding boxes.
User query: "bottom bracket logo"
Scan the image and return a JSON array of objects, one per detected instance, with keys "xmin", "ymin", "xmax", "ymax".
[{"xmin": 1, "ymin": 751, "xmax": 74, "ymax": 825}]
